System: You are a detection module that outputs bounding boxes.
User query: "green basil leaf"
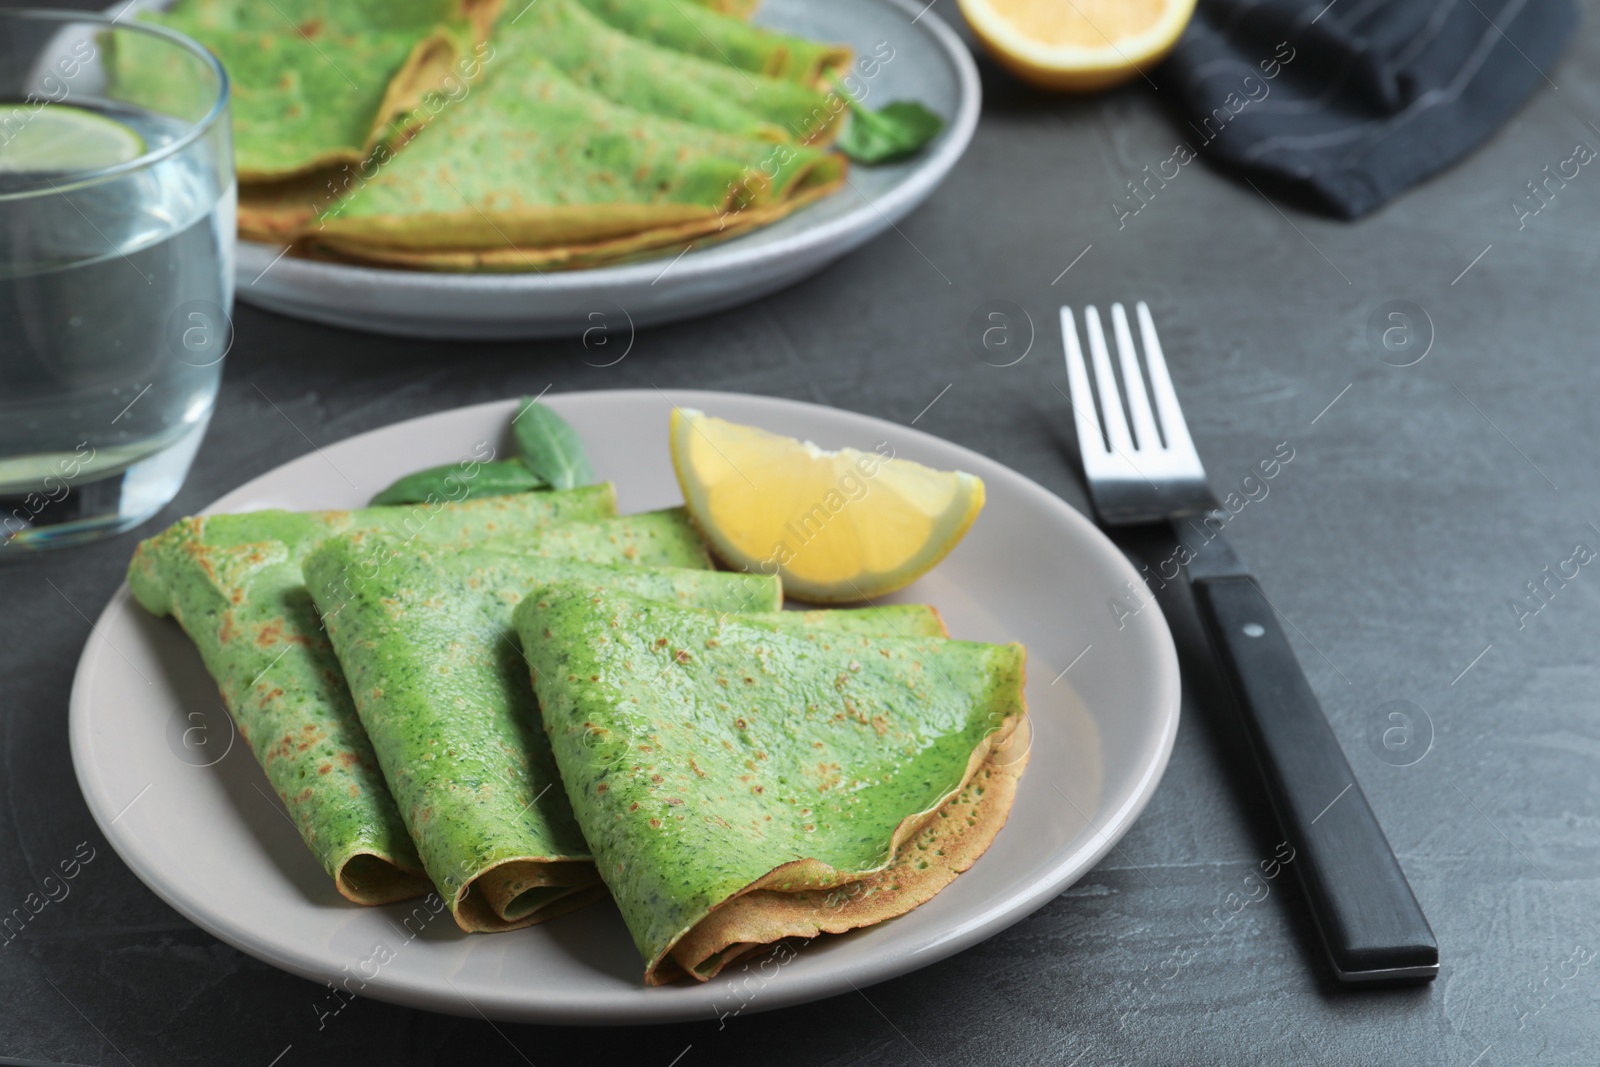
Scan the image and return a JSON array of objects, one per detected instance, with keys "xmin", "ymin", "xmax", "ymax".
[
  {"xmin": 369, "ymin": 460, "xmax": 542, "ymax": 506},
  {"xmin": 837, "ymin": 100, "xmax": 944, "ymax": 164},
  {"xmin": 511, "ymin": 397, "xmax": 593, "ymax": 490}
]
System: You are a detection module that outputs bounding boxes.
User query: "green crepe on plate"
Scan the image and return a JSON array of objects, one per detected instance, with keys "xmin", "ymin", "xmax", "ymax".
[
  {"xmin": 163, "ymin": 27, "xmax": 458, "ymax": 181},
  {"xmin": 128, "ymin": 486, "xmax": 617, "ymax": 905},
  {"xmin": 514, "ymin": 583, "xmax": 1029, "ymax": 983},
  {"xmin": 128, "ymin": 484, "xmax": 618, "ymax": 614},
  {"xmin": 302, "ymin": 516, "xmax": 946, "ymax": 930},
  {"xmin": 133, "ymin": 0, "xmax": 489, "ymax": 180},
  {"xmin": 502, "ymin": 0, "xmax": 843, "ymax": 144},
  {"xmin": 303, "ymin": 512, "xmax": 772, "ymax": 930},
  {"xmin": 306, "ymin": 54, "xmax": 845, "ymax": 271},
  {"xmin": 571, "ymin": 0, "xmax": 850, "ymax": 85}
]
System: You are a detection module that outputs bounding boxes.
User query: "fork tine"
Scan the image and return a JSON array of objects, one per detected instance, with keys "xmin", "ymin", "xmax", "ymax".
[
  {"xmin": 1135, "ymin": 301, "xmax": 1199, "ymax": 460},
  {"xmin": 1060, "ymin": 307, "xmax": 1107, "ymax": 460},
  {"xmin": 1061, "ymin": 301, "xmax": 1213, "ymax": 524},
  {"xmin": 1111, "ymin": 302, "xmax": 1161, "ymax": 451},
  {"xmin": 1084, "ymin": 306, "xmax": 1136, "ymax": 456}
]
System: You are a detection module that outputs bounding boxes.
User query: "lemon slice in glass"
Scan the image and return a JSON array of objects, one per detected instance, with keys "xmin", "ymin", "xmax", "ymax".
[
  {"xmin": 669, "ymin": 408, "xmax": 986, "ymax": 603},
  {"xmin": 0, "ymin": 104, "xmax": 146, "ymax": 174},
  {"xmin": 959, "ymin": 0, "xmax": 1197, "ymax": 92}
]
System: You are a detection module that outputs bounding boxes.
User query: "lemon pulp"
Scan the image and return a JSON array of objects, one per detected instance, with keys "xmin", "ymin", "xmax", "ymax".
[{"xmin": 959, "ymin": 0, "xmax": 1197, "ymax": 92}]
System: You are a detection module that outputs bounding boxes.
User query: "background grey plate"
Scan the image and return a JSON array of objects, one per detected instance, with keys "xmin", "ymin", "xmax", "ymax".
[
  {"xmin": 232, "ymin": 0, "xmax": 980, "ymax": 339},
  {"xmin": 70, "ymin": 391, "xmax": 1180, "ymax": 1025}
]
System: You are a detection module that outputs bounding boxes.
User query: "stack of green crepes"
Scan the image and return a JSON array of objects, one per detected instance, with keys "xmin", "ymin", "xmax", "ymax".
[
  {"xmin": 129, "ymin": 402, "xmax": 1028, "ymax": 983},
  {"xmin": 130, "ymin": 0, "xmax": 872, "ymax": 270}
]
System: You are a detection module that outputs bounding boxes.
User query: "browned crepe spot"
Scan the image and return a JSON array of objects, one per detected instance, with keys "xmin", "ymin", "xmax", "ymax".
[{"xmin": 699, "ymin": 0, "xmax": 761, "ymax": 17}]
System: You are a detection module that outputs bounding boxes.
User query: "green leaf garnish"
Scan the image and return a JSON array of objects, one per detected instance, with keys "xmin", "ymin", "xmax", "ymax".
[
  {"xmin": 837, "ymin": 99, "xmax": 943, "ymax": 164},
  {"xmin": 511, "ymin": 397, "xmax": 594, "ymax": 490},
  {"xmin": 369, "ymin": 460, "xmax": 542, "ymax": 506}
]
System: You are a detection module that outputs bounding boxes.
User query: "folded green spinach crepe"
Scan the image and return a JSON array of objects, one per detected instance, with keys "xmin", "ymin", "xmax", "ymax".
[
  {"xmin": 133, "ymin": 0, "xmax": 490, "ymax": 180},
  {"xmin": 306, "ymin": 53, "xmax": 845, "ymax": 271},
  {"xmin": 300, "ymin": 515, "xmax": 945, "ymax": 928},
  {"xmin": 504, "ymin": 0, "xmax": 844, "ymax": 144},
  {"xmin": 514, "ymin": 583, "xmax": 1029, "ymax": 982},
  {"xmin": 302, "ymin": 514, "xmax": 780, "ymax": 930},
  {"xmin": 572, "ymin": 0, "xmax": 850, "ymax": 85},
  {"xmin": 128, "ymin": 486, "xmax": 616, "ymax": 904}
]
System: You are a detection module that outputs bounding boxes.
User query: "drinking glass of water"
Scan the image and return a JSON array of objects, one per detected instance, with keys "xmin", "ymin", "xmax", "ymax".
[{"xmin": 0, "ymin": 11, "xmax": 233, "ymax": 549}]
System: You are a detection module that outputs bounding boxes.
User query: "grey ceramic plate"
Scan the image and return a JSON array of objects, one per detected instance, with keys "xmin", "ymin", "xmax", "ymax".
[
  {"xmin": 231, "ymin": 0, "xmax": 980, "ymax": 339},
  {"xmin": 70, "ymin": 391, "xmax": 1181, "ymax": 1025}
]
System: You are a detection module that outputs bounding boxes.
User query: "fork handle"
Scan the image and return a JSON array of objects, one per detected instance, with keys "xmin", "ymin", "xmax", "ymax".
[{"xmin": 1189, "ymin": 575, "xmax": 1439, "ymax": 983}]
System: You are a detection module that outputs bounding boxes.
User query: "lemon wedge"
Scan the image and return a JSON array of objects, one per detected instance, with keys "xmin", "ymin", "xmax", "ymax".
[
  {"xmin": 958, "ymin": 0, "xmax": 1197, "ymax": 92},
  {"xmin": 669, "ymin": 409, "xmax": 986, "ymax": 603}
]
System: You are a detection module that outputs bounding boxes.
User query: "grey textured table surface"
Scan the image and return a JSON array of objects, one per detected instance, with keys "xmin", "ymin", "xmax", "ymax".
[{"xmin": 5, "ymin": 7, "xmax": 1600, "ymax": 1066}]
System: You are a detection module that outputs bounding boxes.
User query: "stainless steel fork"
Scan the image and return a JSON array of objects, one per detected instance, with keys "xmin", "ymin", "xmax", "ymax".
[{"xmin": 1062, "ymin": 302, "xmax": 1438, "ymax": 984}]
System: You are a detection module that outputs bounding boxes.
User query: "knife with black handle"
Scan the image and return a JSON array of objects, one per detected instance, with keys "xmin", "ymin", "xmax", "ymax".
[{"xmin": 1182, "ymin": 520, "xmax": 1438, "ymax": 982}]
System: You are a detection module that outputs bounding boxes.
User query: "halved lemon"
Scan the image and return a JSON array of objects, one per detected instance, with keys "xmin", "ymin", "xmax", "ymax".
[
  {"xmin": 0, "ymin": 105, "xmax": 145, "ymax": 174},
  {"xmin": 669, "ymin": 409, "xmax": 986, "ymax": 603},
  {"xmin": 959, "ymin": 0, "xmax": 1197, "ymax": 92}
]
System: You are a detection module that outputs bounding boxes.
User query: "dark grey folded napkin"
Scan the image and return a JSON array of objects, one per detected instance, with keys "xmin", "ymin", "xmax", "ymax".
[{"xmin": 1157, "ymin": 0, "xmax": 1578, "ymax": 218}]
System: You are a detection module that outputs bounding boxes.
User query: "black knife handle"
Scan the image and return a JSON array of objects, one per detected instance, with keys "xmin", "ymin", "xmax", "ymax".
[{"xmin": 1189, "ymin": 574, "xmax": 1438, "ymax": 982}]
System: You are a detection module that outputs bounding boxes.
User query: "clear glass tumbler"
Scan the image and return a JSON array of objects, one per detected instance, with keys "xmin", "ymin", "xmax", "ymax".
[{"xmin": 0, "ymin": 11, "xmax": 233, "ymax": 550}]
